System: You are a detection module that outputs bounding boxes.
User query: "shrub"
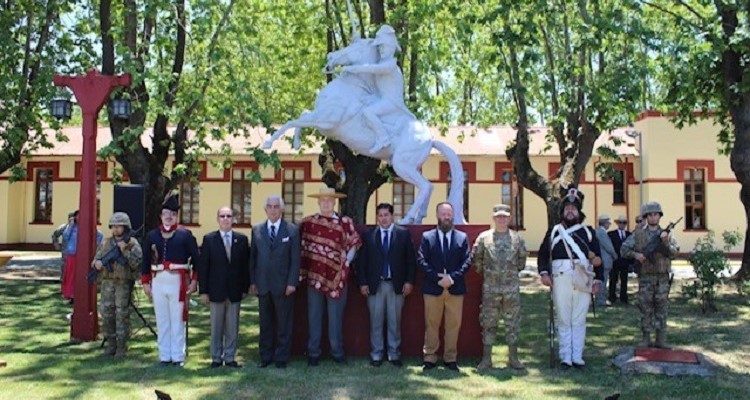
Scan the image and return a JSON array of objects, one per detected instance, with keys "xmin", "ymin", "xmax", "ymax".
[{"xmin": 684, "ymin": 230, "xmax": 742, "ymax": 313}]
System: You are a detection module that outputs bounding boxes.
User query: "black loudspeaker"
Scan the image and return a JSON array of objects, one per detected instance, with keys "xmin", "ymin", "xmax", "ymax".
[{"xmin": 113, "ymin": 184, "xmax": 146, "ymax": 240}]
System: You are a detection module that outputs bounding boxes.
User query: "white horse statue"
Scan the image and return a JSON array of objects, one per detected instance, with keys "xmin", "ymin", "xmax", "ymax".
[{"xmin": 262, "ymin": 28, "xmax": 467, "ymax": 225}]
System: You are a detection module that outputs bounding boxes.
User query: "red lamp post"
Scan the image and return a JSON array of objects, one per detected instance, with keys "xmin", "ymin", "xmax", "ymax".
[{"xmin": 53, "ymin": 68, "xmax": 131, "ymax": 342}]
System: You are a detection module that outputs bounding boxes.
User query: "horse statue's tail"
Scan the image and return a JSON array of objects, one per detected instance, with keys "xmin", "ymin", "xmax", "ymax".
[{"xmin": 432, "ymin": 140, "xmax": 468, "ymax": 224}]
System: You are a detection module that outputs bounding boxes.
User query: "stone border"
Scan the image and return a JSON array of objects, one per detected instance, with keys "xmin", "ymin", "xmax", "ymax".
[{"xmin": 612, "ymin": 346, "xmax": 720, "ymax": 377}]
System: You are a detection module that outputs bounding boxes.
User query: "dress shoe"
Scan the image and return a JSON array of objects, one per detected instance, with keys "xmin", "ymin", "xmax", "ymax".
[
  {"xmin": 225, "ymin": 361, "xmax": 242, "ymax": 368},
  {"xmin": 370, "ymin": 359, "xmax": 382, "ymax": 367},
  {"xmin": 332, "ymin": 356, "xmax": 347, "ymax": 365},
  {"xmin": 257, "ymin": 360, "xmax": 273, "ymax": 368},
  {"xmin": 422, "ymin": 361, "xmax": 437, "ymax": 371},
  {"xmin": 158, "ymin": 361, "xmax": 172, "ymax": 367},
  {"xmin": 275, "ymin": 361, "xmax": 287, "ymax": 369},
  {"xmin": 210, "ymin": 361, "xmax": 223, "ymax": 368},
  {"xmin": 172, "ymin": 361, "xmax": 185, "ymax": 367},
  {"xmin": 307, "ymin": 356, "xmax": 320, "ymax": 367},
  {"xmin": 389, "ymin": 359, "xmax": 403, "ymax": 367},
  {"xmin": 559, "ymin": 362, "xmax": 572, "ymax": 371},
  {"xmin": 572, "ymin": 362, "xmax": 585, "ymax": 370},
  {"xmin": 444, "ymin": 362, "xmax": 460, "ymax": 372}
]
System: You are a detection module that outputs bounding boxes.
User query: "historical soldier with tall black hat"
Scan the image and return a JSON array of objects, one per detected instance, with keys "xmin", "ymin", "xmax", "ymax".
[
  {"xmin": 141, "ymin": 192, "xmax": 200, "ymax": 366},
  {"xmin": 537, "ymin": 187, "xmax": 603, "ymax": 370}
]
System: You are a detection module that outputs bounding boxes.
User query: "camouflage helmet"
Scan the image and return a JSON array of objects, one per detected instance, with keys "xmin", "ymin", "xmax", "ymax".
[
  {"xmin": 108, "ymin": 212, "xmax": 132, "ymax": 229},
  {"xmin": 640, "ymin": 201, "xmax": 664, "ymax": 218}
]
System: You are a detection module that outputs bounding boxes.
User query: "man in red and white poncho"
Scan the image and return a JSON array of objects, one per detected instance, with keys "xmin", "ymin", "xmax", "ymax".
[{"xmin": 300, "ymin": 188, "xmax": 362, "ymax": 366}]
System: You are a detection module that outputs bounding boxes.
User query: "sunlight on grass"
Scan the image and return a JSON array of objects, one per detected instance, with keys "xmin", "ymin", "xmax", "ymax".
[{"xmin": 1, "ymin": 280, "xmax": 749, "ymax": 399}]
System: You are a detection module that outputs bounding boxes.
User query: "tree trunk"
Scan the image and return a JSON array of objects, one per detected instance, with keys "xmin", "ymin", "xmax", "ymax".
[
  {"xmin": 319, "ymin": 140, "xmax": 388, "ymax": 224},
  {"xmin": 729, "ymin": 121, "xmax": 750, "ymax": 280}
]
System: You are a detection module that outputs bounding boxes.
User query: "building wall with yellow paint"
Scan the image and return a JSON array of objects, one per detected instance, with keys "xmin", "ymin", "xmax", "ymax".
[{"xmin": 0, "ymin": 114, "xmax": 743, "ymax": 255}]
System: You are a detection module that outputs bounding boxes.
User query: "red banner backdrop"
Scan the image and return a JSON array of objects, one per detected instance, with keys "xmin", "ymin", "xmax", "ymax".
[{"xmin": 290, "ymin": 224, "xmax": 489, "ymax": 358}]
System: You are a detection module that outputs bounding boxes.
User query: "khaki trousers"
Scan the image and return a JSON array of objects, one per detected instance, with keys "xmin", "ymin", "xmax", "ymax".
[{"xmin": 423, "ymin": 290, "xmax": 464, "ymax": 363}]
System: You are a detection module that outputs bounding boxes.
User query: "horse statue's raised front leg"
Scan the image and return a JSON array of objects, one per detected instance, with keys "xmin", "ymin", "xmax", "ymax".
[{"xmin": 262, "ymin": 110, "xmax": 332, "ymax": 150}]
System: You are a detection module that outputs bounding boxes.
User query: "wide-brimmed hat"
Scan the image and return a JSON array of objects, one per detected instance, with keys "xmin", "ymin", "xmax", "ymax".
[
  {"xmin": 614, "ymin": 215, "xmax": 628, "ymax": 223},
  {"xmin": 492, "ymin": 204, "xmax": 511, "ymax": 217},
  {"xmin": 598, "ymin": 214, "xmax": 611, "ymax": 222},
  {"xmin": 308, "ymin": 187, "xmax": 347, "ymax": 199}
]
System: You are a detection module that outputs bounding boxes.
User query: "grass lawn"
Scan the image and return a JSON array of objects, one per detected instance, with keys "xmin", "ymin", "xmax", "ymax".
[{"xmin": 1, "ymin": 278, "xmax": 749, "ymax": 400}]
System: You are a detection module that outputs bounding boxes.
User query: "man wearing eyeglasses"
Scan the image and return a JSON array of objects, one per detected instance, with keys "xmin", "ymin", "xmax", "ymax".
[
  {"xmin": 142, "ymin": 193, "xmax": 200, "ymax": 367},
  {"xmin": 197, "ymin": 207, "xmax": 250, "ymax": 368},
  {"xmin": 249, "ymin": 195, "xmax": 300, "ymax": 369}
]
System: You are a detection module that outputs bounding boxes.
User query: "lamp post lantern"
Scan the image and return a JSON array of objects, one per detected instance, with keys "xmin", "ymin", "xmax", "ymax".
[
  {"xmin": 626, "ymin": 129, "xmax": 644, "ymax": 211},
  {"xmin": 53, "ymin": 68, "xmax": 131, "ymax": 342}
]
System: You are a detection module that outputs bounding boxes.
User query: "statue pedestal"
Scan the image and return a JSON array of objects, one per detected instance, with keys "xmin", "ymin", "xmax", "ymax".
[{"xmin": 291, "ymin": 224, "xmax": 489, "ymax": 358}]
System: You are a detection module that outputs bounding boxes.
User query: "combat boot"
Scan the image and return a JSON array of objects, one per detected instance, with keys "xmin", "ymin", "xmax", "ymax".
[
  {"xmin": 654, "ymin": 330, "xmax": 670, "ymax": 349},
  {"xmin": 639, "ymin": 331, "xmax": 652, "ymax": 348},
  {"xmin": 476, "ymin": 345, "xmax": 493, "ymax": 372},
  {"xmin": 103, "ymin": 338, "xmax": 116, "ymax": 356},
  {"xmin": 114, "ymin": 337, "xmax": 128, "ymax": 357},
  {"xmin": 507, "ymin": 345, "xmax": 525, "ymax": 370}
]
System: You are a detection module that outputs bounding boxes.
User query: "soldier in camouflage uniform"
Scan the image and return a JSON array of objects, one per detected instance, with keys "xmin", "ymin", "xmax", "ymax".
[
  {"xmin": 472, "ymin": 204, "xmax": 527, "ymax": 371},
  {"xmin": 620, "ymin": 202, "xmax": 679, "ymax": 348},
  {"xmin": 92, "ymin": 212, "xmax": 143, "ymax": 357}
]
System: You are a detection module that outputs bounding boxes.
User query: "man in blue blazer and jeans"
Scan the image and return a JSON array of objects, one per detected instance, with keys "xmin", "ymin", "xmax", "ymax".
[
  {"xmin": 357, "ymin": 203, "xmax": 416, "ymax": 367},
  {"xmin": 418, "ymin": 202, "xmax": 471, "ymax": 372}
]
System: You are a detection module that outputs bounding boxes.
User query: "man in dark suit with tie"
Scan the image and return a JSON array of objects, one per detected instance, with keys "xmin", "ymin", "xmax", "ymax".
[
  {"xmin": 356, "ymin": 203, "xmax": 416, "ymax": 367},
  {"xmin": 249, "ymin": 195, "xmax": 300, "ymax": 369},
  {"xmin": 198, "ymin": 206, "xmax": 250, "ymax": 368},
  {"xmin": 418, "ymin": 202, "xmax": 471, "ymax": 372},
  {"xmin": 608, "ymin": 215, "xmax": 632, "ymax": 304}
]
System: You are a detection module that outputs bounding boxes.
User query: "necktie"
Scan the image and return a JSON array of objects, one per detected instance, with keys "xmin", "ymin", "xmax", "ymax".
[
  {"xmin": 381, "ymin": 230, "xmax": 390, "ymax": 279},
  {"xmin": 620, "ymin": 230, "xmax": 625, "ymax": 241},
  {"xmin": 270, "ymin": 225, "xmax": 277, "ymax": 241},
  {"xmin": 224, "ymin": 233, "xmax": 231, "ymax": 261},
  {"xmin": 442, "ymin": 232, "xmax": 449, "ymax": 265}
]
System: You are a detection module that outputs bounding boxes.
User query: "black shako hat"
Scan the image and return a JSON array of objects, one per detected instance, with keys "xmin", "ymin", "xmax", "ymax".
[
  {"xmin": 559, "ymin": 186, "xmax": 586, "ymax": 221},
  {"xmin": 162, "ymin": 192, "xmax": 180, "ymax": 212}
]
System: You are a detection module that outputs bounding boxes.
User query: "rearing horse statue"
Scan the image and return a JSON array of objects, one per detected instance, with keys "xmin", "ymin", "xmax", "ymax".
[{"xmin": 262, "ymin": 29, "xmax": 467, "ymax": 225}]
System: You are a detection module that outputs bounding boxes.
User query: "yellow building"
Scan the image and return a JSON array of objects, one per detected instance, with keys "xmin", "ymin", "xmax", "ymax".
[{"xmin": 0, "ymin": 112, "xmax": 742, "ymax": 255}]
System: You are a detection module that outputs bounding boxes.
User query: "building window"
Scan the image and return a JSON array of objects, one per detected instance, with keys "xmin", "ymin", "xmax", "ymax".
[
  {"xmin": 613, "ymin": 169, "xmax": 626, "ymax": 204},
  {"xmin": 446, "ymin": 169, "xmax": 470, "ymax": 221},
  {"xmin": 283, "ymin": 167, "xmax": 305, "ymax": 223},
  {"xmin": 33, "ymin": 168, "xmax": 54, "ymax": 223},
  {"xmin": 232, "ymin": 167, "xmax": 254, "ymax": 225},
  {"xmin": 179, "ymin": 181, "xmax": 200, "ymax": 225},
  {"xmin": 499, "ymin": 168, "xmax": 524, "ymax": 229},
  {"xmin": 392, "ymin": 177, "xmax": 415, "ymax": 221},
  {"xmin": 684, "ymin": 168, "xmax": 705, "ymax": 230}
]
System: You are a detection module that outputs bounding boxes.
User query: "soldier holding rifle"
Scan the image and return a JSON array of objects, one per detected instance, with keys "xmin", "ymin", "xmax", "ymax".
[
  {"xmin": 91, "ymin": 212, "xmax": 143, "ymax": 357},
  {"xmin": 621, "ymin": 202, "xmax": 680, "ymax": 349}
]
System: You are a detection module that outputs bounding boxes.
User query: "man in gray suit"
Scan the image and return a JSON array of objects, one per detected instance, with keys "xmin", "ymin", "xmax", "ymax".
[
  {"xmin": 249, "ymin": 195, "xmax": 301, "ymax": 369},
  {"xmin": 595, "ymin": 215, "xmax": 617, "ymax": 307}
]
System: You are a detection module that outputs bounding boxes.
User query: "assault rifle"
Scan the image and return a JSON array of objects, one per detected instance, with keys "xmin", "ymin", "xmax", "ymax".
[
  {"xmin": 87, "ymin": 232, "xmax": 132, "ymax": 283},
  {"xmin": 634, "ymin": 217, "xmax": 682, "ymax": 269}
]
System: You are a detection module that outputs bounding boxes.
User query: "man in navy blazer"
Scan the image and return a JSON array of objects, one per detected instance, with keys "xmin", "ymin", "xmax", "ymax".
[
  {"xmin": 356, "ymin": 203, "xmax": 416, "ymax": 367},
  {"xmin": 249, "ymin": 195, "xmax": 301, "ymax": 369},
  {"xmin": 198, "ymin": 206, "xmax": 250, "ymax": 368},
  {"xmin": 418, "ymin": 202, "xmax": 471, "ymax": 372},
  {"xmin": 608, "ymin": 215, "xmax": 632, "ymax": 304}
]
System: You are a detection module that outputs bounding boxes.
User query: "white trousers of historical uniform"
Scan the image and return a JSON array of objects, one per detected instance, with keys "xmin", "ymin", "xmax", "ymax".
[
  {"xmin": 552, "ymin": 260, "xmax": 590, "ymax": 365},
  {"xmin": 152, "ymin": 271, "xmax": 186, "ymax": 362}
]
